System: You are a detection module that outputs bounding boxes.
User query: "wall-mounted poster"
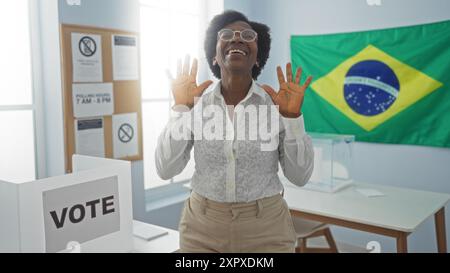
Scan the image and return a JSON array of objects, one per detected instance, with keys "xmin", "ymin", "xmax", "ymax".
[
  {"xmin": 112, "ymin": 113, "xmax": 138, "ymax": 159},
  {"xmin": 112, "ymin": 35, "xmax": 139, "ymax": 81},
  {"xmin": 72, "ymin": 33, "xmax": 103, "ymax": 82},
  {"xmin": 75, "ymin": 118, "xmax": 105, "ymax": 158},
  {"xmin": 72, "ymin": 83, "xmax": 114, "ymax": 118}
]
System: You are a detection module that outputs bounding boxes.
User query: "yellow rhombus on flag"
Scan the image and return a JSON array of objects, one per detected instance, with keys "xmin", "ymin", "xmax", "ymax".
[{"xmin": 311, "ymin": 45, "xmax": 442, "ymax": 131}]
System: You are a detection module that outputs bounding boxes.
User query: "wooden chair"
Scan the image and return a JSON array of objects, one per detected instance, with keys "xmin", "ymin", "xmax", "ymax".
[{"xmin": 292, "ymin": 217, "xmax": 338, "ymax": 253}]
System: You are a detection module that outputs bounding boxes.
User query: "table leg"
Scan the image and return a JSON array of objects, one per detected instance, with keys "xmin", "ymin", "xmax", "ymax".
[
  {"xmin": 396, "ymin": 233, "xmax": 408, "ymax": 253},
  {"xmin": 435, "ymin": 207, "xmax": 447, "ymax": 253}
]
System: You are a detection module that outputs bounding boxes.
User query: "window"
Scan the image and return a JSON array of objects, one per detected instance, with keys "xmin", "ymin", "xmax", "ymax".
[
  {"xmin": 140, "ymin": 0, "xmax": 203, "ymax": 189},
  {"xmin": 0, "ymin": 1, "xmax": 38, "ymax": 182}
]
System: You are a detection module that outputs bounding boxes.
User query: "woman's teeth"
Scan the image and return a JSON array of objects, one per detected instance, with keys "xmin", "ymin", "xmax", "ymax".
[{"xmin": 228, "ymin": 49, "xmax": 246, "ymax": 56}]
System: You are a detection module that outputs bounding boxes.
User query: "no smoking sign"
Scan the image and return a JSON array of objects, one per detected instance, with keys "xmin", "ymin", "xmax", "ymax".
[
  {"xmin": 79, "ymin": 36, "xmax": 97, "ymax": 57},
  {"xmin": 118, "ymin": 123, "xmax": 134, "ymax": 143}
]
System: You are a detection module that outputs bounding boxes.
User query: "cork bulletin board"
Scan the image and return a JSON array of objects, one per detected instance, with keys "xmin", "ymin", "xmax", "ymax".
[{"xmin": 60, "ymin": 24, "xmax": 143, "ymax": 173}]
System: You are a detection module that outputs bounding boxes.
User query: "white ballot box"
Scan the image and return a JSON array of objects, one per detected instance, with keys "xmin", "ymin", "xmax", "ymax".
[
  {"xmin": 0, "ymin": 155, "xmax": 133, "ymax": 253},
  {"xmin": 304, "ymin": 133, "xmax": 355, "ymax": 193}
]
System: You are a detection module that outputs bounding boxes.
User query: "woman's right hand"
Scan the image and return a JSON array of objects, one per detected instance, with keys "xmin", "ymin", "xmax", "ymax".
[{"xmin": 167, "ymin": 55, "xmax": 213, "ymax": 110}]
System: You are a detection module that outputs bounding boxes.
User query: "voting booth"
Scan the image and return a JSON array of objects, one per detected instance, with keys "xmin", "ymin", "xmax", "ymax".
[
  {"xmin": 304, "ymin": 133, "xmax": 355, "ymax": 193},
  {"xmin": 0, "ymin": 155, "xmax": 133, "ymax": 253}
]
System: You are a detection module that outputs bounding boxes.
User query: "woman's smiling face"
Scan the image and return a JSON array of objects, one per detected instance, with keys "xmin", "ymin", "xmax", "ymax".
[{"xmin": 215, "ymin": 21, "xmax": 258, "ymax": 77}]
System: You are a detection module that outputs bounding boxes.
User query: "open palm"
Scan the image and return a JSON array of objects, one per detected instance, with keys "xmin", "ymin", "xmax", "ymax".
[
  {"xmin": 167, "ymin": 55, "xmax": 213, "ymax": 109},
  {"xmin": 261, "ymin": 63, "xmax": 312, "ymax": 118}
]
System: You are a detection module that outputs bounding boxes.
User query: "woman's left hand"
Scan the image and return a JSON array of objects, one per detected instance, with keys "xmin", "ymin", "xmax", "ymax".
[{"xmin": 260, "ymin": 63, "xmax": 312, "ymax": 118}]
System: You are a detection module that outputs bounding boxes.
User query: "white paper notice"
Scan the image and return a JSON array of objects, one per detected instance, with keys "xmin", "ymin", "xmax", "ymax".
[
  {"xmin": 112, "ymin": 35, "xmax": 139, "ymax": 81},
  {"xmin": 72, "ymin": 33, "xmax": 103, "ymax": 82},
  {"xmin": 356, "ymin": 188, "xmax": 386, "ymax": 198},
  {"xmin": 133, "ymin": 225, "xmax": 168, "ymax": 241},
  {"xmin": 72, "ymin": 83, "xmax": 114, "ymax": 118},
  {"xmin": 112, "ymin": 113, "xmax": 139, "ymax": 158},
  {"xmin": 75, "ymin": 118, "xmax": 105, "ymax": 158}
]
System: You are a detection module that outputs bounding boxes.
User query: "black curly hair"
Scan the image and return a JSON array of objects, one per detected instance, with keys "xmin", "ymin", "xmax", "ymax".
[{"xmin": 204, "ymin": 10, "xmax": 271, "ymax": 80}]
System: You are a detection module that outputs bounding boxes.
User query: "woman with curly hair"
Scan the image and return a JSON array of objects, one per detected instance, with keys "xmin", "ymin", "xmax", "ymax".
[{"xmin": 155, "ymin": 10, "xmax": 314, "ymax": 253}]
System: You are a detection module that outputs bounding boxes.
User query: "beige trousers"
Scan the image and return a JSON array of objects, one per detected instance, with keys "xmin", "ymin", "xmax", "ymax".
[{"xmin": 178, "ymin": 191, "xmax": 297, "ymax": 253}]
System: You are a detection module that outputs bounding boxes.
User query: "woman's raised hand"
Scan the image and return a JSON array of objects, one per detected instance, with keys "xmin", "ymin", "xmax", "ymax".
[
  {"xmin": 167, "ymin": 55, "xmax": 213, "ymax": 109},
  {"xmin": 260, "ymin": 63, "xmax": 312, "ymax": 118}
]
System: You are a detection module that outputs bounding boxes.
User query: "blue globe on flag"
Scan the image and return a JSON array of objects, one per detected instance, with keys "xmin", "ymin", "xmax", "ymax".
[{"xmin": 344, "ymin": 60, "xmax": 400, "ymax": 116}]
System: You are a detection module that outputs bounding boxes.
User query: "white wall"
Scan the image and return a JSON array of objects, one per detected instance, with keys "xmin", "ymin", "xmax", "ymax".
[
  {"xmin": 38, "ymin": 0, "xmax": 65, "ymax": 178},
  {"xmin": 225, "ymin": 0, "xmax": 450, "ymax": 252},
  {"xmin": 58, "ymin": 0, "xmax": 139, "ymax": 31}
]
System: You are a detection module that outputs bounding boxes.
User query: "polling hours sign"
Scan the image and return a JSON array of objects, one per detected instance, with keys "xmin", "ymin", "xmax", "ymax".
[{"xmin": 72, "ymin": 83, "xmax": 114, "ymax": 118}]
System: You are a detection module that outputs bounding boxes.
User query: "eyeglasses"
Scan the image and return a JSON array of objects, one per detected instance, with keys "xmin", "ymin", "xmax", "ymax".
[{"xmin": 217, "ymin": 28, "xmax": 258, "ymax": 42}]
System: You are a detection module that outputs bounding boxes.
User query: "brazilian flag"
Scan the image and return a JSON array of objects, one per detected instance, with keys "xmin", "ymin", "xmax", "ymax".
[{"xmin": 291, "ymin": 20, "xmax": 450, "ymax": 148}]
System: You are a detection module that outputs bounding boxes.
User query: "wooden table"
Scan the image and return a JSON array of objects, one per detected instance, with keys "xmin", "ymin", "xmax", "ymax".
[{"xmin": 283, "ymin": 180, "xmax": 449, "ymax": 253}]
